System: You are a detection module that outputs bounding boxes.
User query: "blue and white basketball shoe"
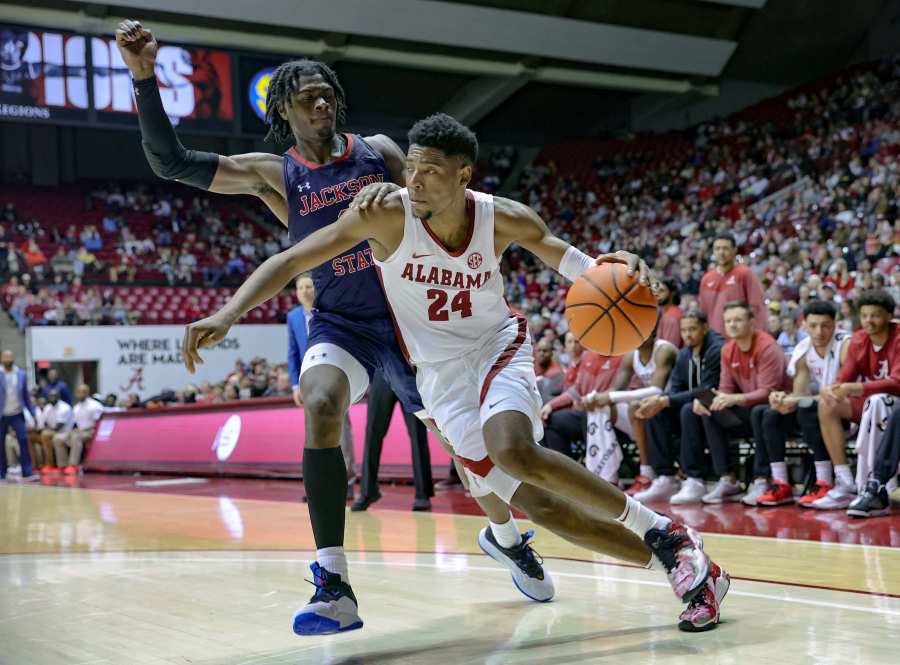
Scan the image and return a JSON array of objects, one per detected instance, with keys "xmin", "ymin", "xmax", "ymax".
[{"xmin": 292, "ymin": 563, "xmax": 363, "ymax": 635}]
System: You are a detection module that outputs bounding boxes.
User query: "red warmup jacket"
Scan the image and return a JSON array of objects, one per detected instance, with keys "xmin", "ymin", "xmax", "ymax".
[
  {"xmin": 657, "ymin": 305, "xmax": 684, "ymax": 348},
  {"xmin": 719, "ymin": 332, "xmax": 788, "ymax": 406},
  {"xmin": 548, "ymin": 352, "xmax": 622, "ymax": 411},
  {"xmin": 836, "ymin": 322, "xmax": 900, "ymax": 397},
  {"xmin": 698, "ymin": 264, "xmax": 766, "ymax": 335}
]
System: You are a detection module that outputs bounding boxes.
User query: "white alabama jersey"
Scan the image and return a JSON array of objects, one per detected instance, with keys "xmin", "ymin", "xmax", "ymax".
[
  {"xmin": 633, "ymin": 339, "xmax": 677, "ymax": 387},
  {"xmin": 788, "ymin": 331, "xmax": 849, "ymax": 394},
  {"xmin": 374, "ymin": 188, "xmax": 509, "ymax": 364}
]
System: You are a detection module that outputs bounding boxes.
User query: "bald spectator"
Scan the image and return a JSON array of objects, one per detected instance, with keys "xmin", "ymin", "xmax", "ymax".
[
  {"xmin": 54, "ymin": 384, "xmax": 103, "ymax": 475},
  {"xmin": 39, "ymin": 390, "xmax": 73, "ymax": 474},
  {"xmin": 698, "ymin": 233, "xmax": 766, "ymax": 335},
  {"xmin": 534, "ymin": 336, "xmax": 564, "ymax": 403}
]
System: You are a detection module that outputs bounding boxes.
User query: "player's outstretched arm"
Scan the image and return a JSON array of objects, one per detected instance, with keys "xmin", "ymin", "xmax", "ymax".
[
  {"xmin": 492, "ymin": 197, "xmax": 654, "ymax": 287},
  {"xmin": 116, "ymin": 20, "xmax": 287, "ymax": 223},
  {"xmin": 181, "ymin": 202, "xmax": 399, "ymax": 372}
]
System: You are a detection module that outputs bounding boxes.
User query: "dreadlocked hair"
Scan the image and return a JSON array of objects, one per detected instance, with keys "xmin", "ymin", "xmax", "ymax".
[{"xmin": 264, "ymin": 59, "xmax": 347, "ymax": 144}]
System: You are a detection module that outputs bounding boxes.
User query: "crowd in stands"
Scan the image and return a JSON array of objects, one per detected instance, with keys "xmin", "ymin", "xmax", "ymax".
[
  {"xmin": 1, "ymin": 183, "xmax": 292, "ymax": 327},
  {"xmin": 503, "ymin": 57, "xmax": 900, "ymax": 340},
  {"xmin": 3, "ymin": 60, "xmax": 898, "ymax": 335}
]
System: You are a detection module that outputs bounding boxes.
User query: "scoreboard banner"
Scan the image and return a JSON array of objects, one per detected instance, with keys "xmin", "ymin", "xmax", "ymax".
[
  {"xmin": 92, "ymin": 37, "xmax": 234, "ymax": 132},
  {"xmin": 0, "ymin": 21, "xmax": 312, "ymax": 137},
  {"xmin": 0, "ymin": 24, "xmax": 90, "ymax": 123}
]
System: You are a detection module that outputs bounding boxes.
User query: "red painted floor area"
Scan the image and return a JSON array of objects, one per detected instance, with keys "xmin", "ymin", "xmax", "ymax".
[{"xmin": 44, "ymin": 472, "xmax": 900, "ymax": 547}]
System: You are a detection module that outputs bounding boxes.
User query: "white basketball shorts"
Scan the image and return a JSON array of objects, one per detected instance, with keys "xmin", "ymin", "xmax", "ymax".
[{"xmin": 414, "ymin": 316, "xmax": 543, "ymax": 504}]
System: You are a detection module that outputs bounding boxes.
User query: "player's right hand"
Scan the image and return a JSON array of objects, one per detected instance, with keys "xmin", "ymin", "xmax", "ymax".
[
  {"xmin": 348, "ymin": 182, "xmax": 401, "ymax": 212},
  {"xmin": 292, "ymin": 386, "xmax": 304, "ymax": 407},
  {"xmin": 182, "ymin": 313, "xmax": 234, "ymax": 374},
  {"xmin": 594, "ymin": 250, "xmax": 655, "ymax": 288},
  {"xmin": 115, "ymin": 20, "xmax": 158, "ymax": 80}
]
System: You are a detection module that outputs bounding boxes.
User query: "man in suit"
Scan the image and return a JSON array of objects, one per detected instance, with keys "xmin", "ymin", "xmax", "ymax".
[
  {"xmin": 288, "ymin": 274, "xmax": 356, "ymax": 499},
  {"xmin": 351, "ymin": 370, "xmax": 434, "ymax": 511},
  {"xmin": 0, "ymin": 349, "xmax": 39, "ymax": 481}
]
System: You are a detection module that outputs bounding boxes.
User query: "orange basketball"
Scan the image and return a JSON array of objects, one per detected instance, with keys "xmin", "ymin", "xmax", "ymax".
[{"xmin": 564, "ymin": 263, "xmax": 658, "ymax": 356}]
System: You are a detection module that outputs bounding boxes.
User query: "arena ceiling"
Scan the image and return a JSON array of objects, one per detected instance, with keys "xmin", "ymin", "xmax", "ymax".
[{"xmin": 2, "ymin": 0, "xmax": 890, "ymax": 144}]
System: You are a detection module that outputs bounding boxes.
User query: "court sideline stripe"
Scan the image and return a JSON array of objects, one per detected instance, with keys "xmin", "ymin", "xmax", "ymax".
[{"xmin": 2, "ymin": 547, "xmax": 898, "ymax": 601}]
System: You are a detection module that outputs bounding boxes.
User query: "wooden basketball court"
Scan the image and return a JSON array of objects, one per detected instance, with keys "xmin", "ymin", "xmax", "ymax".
[{"xmin": 2, "ymin": 479, "xmax": 899, "ymax": 664}]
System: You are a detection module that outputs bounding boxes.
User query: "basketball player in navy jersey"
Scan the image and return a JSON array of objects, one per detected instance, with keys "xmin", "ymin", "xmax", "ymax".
[
  {"xmin": 183, "ymin": 113, "xmax": 732, "ymax": 633},
  {"xmin": 116, "ymin": 21, "xmax": 551, "ymax": 636}
]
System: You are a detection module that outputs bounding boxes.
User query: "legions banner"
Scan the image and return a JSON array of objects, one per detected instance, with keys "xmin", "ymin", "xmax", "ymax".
[
  {"xmin": 26, "ymin": 324, "xmax": 287, "ymax": 398},
  {"xmin": 0, "ymin": 24, "xmax": 90, "ymax": 123}
]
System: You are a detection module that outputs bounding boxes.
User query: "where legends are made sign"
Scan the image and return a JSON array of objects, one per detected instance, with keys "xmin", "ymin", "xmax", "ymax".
[{"xmin": 26, "ymin": 324, "xmax": 287, "ymax": 398}]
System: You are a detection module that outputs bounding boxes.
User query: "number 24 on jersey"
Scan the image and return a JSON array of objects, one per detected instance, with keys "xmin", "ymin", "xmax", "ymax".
[{"xmin": 427, "ymin": 289, "xmax": 473, "ymax": 321}]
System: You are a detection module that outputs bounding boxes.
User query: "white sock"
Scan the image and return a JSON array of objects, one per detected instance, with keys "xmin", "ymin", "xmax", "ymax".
[
  {"xmin": 490, "ymin": 518, "xmax": 522, "ymax": 548},
  {"xmin": 835, "ymin": 464, "xmax": 853, "ymax": 488},
  {"xmin": 316, "ymin": 546, "xmax": 349, "ymax": 582},
  {"xmin": 771, "ymin": 462, "xmax": 789, "ymax": 484},
  {"xmin": 640, "ymin": 465, "xmax": 656, "ymax": 480},
  {"xmin": 815, "ymin": 461, "xmax": 834, "ymax": 485},
  {"xmin": 617, "ymin": 495, "xmax": 671, "ymax": 538}
]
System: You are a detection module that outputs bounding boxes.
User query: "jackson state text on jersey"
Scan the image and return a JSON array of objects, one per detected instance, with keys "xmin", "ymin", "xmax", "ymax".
[{"xmin": 283, "ymin": 133, "xmax": 390, "ymax": 320}]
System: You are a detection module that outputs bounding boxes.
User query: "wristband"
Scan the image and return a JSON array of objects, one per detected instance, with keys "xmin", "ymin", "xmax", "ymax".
[{"xmin": 558, "ymin": 246, "xmax": 594, "ymax": 282}]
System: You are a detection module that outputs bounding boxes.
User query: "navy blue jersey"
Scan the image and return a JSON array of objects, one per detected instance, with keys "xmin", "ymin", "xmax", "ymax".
[{"xmin": 283, "ymin": 133, "xmax": 390, "ymax": 320}]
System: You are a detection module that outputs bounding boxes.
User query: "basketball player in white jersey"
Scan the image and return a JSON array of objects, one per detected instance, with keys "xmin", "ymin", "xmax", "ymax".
[
  {"xmin": 183, "ymin": 114, "xmax": 730, "ymax": 632},
  {"xmin": 755, "ymin": 300, "xmax": 850, "ymax": 506},
  {"xmin": 581, "ymin": 331, "xmax": 678, "ymax": 494}
]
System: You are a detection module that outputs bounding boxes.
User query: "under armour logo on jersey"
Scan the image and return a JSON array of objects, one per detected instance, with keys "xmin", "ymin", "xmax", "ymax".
[{"xmin": 298, "ymin": 181, "xmax": 311, "ymax": 192}]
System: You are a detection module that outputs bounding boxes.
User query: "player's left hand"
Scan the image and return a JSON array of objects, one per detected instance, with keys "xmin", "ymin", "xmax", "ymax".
[
  {"xmin": 594, "ymin": 250, "xmax": 654, "ymax": 288},
  {"xmin": 349, "ymin": 182, "xmax": 401, "ymax": 212},
  {"xmin": 710, "ymin": 389, "xmax": 740, "ymax": 412},
  {"xmin": 182, "ymin": 312, "xmax": 235, "ymax": 374}
]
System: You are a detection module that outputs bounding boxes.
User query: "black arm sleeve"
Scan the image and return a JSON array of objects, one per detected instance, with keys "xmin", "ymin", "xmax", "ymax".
[{"xmin": 133, "ymin": 76, "xmax": 219, "ymax": 189}]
